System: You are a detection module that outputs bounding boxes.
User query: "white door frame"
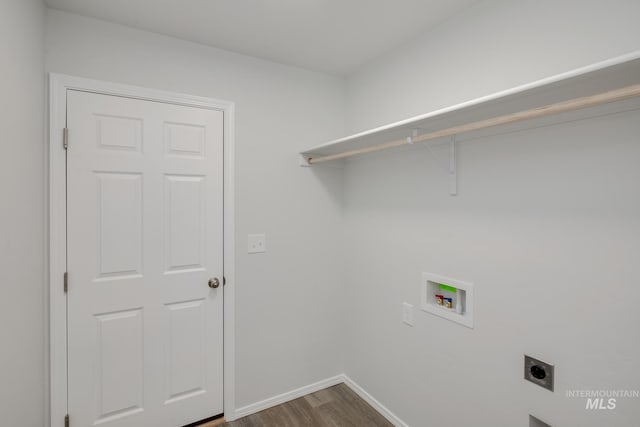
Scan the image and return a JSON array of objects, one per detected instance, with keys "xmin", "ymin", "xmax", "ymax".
[{"xmin": 48, "ymin": 74, "xmax": 236, "ymax": 426}]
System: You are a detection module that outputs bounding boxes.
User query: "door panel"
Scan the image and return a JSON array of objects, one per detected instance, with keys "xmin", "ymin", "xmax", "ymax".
[
  {"xmin": 67, "ymin": 90, "xmax": 224, "ymax": 427},
  {"xmin": 95, "ymin": 172, "xmax": 143, "ymax": 279},
  {"xmin": 165, "ymin": 299, "xmax": 207, "ymax": 403},
  {"xmin": 94, "ymin": 308, "xmax": 144, "ymax": 424},
  {"xmin": 164, "ymin": 175, "xmax": 206, "ymax": 272}
]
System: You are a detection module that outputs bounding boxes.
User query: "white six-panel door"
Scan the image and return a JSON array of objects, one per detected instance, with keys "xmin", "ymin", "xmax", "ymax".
[{"xmin": 67, "ymin": 90, "xmax": 224, "ymax": 427}]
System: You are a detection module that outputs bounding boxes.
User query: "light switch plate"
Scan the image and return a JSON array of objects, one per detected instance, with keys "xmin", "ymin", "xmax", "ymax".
[
  {"xmin": 402, "ymin": 302, "xmax": 414, "ymax": 326},
  {"xmin": 248, "ymin": 234, "xmax": 266, "ymax": 254}
]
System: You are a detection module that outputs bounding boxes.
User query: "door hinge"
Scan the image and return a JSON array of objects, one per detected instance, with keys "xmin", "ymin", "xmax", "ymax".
[
  {"xmin": 63, "ymin": 272, "xmax": 68, "ymax": 293},
  {"xmin": 63, "ymin": 128, "xmax": 69, "ymax": 150},
  {"xmin": 64, "ymin": 414, "xmax": 69, "ymax": 427}
]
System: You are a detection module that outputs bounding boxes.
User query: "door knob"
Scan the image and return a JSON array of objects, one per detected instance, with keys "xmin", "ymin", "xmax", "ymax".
[{"xmin": 208, "ymin": 278, "xmax": 220, "ymax": 289}]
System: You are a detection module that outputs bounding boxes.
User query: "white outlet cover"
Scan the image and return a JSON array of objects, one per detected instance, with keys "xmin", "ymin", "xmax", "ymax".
[
  {"xmin": 248, "ymin": 234, "xmax": 266, "ymax": 254},
  {"xmin": 402, "ymin": 302, "xmax": 414, "ymax": 326}
]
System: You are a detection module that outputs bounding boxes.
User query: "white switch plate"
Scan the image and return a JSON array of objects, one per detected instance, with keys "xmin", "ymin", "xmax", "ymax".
[
  {"xmin": 402, "ymin": 302, "xmax": 414, "ymax": 326},
  {"xmin": 248, "ymin": 234, "xmax": 266, "ymax": 254}
]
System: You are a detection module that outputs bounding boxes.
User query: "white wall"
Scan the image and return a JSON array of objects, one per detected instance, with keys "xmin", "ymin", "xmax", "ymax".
[
  {"xmin": 9, "ymin": 2, "xmax": 640, "ymax": 425},
  {"xmin": 343, "ymin": 1, "xmax": 640, "ymax": 426},
  {"xmin": 45, "ymin": 9, "xmax": 346, "ymax": 411},
  {"xmin": 347, "ymin": 0, "xmax": 640, "ymax": 132},
  {"xmin": 0, "ymin": 1, "xmax": 45, "ymax": 426}
]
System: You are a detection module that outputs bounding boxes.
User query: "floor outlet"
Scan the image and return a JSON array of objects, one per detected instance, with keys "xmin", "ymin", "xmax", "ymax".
[{"xmin": 402, "ymin": 302, "xmax": 414, "ymax": 326}]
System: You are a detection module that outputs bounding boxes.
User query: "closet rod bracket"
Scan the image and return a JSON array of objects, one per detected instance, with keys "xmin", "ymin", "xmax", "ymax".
[
  {"xmin": 406, "ymin": 128, "xmax": 419, "ymax": 144},
  {"xmin": 418, "ymin": 129, "xmax": 458, "ymax": 196},
  {"xmin": 449, "ymin": 136, "xmax": 457, "ymax": 196},
  {"xmin": 299, "ymin": 154, "xmax": 313, "ymax": 167}
]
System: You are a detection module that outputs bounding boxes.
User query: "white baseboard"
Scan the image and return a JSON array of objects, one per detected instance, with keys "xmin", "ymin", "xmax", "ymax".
[
  {"xmin": 231, "ymin": 374, "xmax": 344, "ymax": 420},
  {"xmin": 342, "ymin": 375, "xmax": 410, "ymax": 427},
  {"xmin": 229, "ymin": 373, "xmax": 409, "ymax": 427}
]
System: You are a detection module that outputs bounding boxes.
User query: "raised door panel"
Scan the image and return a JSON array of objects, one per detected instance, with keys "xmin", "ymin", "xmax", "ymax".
[
  {"xmin": 95, "ymin": 172, "xmax": 143, "ymax": 280},
  {"xmin": 164, "ymin": 122, "xmax": 206, "ymax": 158},
  {"xmin": 96, "ymin": 114, "xmax": 143, "ymax": 153},
  {"xmin": 164, "ymin": 175, "xmax": 205, "ymax": 274},
  {"xmin": 164, "ymin": 300, "xmax": 207, "ymax": 404},
  {"xmin": 94, "ymin": 308, "xmax": 144, "ymax": 425}
]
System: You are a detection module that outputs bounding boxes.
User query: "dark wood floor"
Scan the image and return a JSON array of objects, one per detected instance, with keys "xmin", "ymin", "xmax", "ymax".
[{"xmin": 223, "ymin": 384, "xmax": 393, "ymax": 427}]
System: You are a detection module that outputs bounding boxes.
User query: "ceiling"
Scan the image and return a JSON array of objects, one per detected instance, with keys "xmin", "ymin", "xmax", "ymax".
[{"xmin": 45, "ymin": 0, "xmax": 478, "ymax": 75}]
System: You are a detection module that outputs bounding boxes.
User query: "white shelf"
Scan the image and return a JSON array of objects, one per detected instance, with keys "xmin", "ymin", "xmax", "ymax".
[{"xmin": 301, "ymin": 51, "xmax": 640, "ymax": 164}]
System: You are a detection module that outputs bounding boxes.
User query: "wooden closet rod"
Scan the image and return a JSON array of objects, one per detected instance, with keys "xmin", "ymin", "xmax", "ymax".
[{"xmin": 307, "ymin": 83, "xmax": 640, "ymax": 165}]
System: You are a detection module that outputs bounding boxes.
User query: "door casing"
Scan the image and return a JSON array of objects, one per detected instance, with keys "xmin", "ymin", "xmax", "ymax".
[{"xmin": 47, "ymin": 74, "xmax": 236, "ymax": 427}]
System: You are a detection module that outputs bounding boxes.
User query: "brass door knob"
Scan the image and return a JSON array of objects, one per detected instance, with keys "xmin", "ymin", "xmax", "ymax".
[{"xmin": 208, "ymin": 278, "xmax": 220, "ymax": 289}]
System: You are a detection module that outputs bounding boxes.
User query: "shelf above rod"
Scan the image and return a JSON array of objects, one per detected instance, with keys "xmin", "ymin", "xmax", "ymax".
[{"xmin": 305, "ymin": 83, "xmax": 640, "ymax": 165}]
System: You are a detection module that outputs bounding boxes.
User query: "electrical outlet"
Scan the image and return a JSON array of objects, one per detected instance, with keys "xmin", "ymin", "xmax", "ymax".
[
  {"xmin": 402, "ymin": 302, "xmax": 414, "ymax": 326},
  {"xmin": 248, "ymin": 234, "xmax": 266, "ymax": 254},
  {"xmin": 524, "ymin": 355, "xmax": 554, "ymax": 392}
]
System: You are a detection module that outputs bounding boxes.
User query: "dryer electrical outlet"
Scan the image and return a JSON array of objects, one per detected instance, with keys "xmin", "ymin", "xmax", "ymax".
[{"xmin": 524, "ymin": 355, "xmax": 554, "ymax": 392}]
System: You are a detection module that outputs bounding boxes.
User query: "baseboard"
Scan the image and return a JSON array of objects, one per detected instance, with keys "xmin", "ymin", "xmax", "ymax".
[
  {"xmin": 231, "ymin": 373, "xmax": 409, "ymax": 426},
  {"xmin": 231, "ymin": 374, "xmax": 344, "ymax": 420},
  {"xmin": 342, "ymin": 375, "xmax": 410, "ymax": 427}
]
